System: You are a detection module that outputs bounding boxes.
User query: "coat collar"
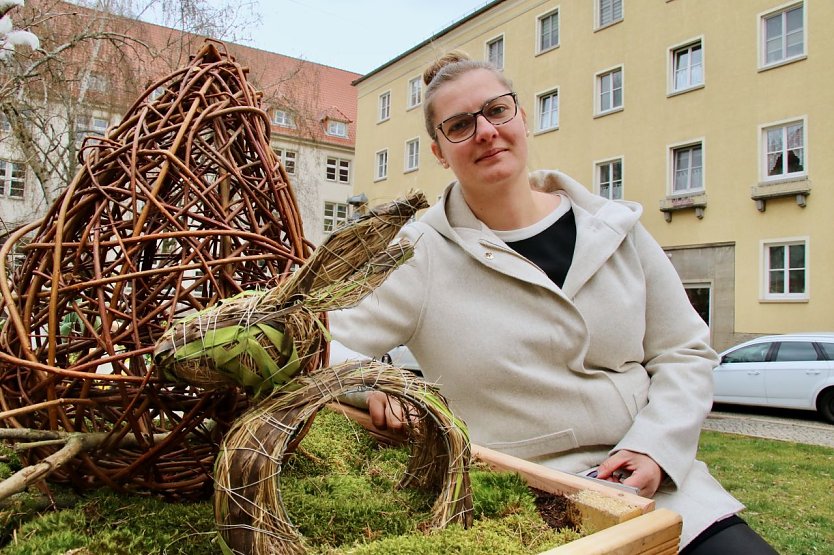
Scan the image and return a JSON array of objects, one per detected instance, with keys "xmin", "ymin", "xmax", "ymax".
[{"xmin": 419, "ymin": 170, "xmax": 643, "ymax": 297}]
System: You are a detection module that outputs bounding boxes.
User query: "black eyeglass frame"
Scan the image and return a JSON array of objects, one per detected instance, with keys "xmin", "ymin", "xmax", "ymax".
[{"xmin": 435, "ymin": 92, "xmax": 519, "ymax": 143}]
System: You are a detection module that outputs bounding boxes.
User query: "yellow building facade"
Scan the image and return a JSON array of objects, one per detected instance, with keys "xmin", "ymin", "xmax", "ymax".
[{"xmin": 351, "ymin": 0, "xmax": 832, "ymax": 350}]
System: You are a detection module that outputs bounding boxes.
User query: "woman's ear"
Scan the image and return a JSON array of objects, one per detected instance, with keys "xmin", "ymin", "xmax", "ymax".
[{"xmin": 431, "ymin": 142, "xmax": 449, "ymax": 169}]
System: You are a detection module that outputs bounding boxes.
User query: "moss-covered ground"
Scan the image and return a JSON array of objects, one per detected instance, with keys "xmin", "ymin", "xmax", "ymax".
[{"xmin": 0, "ymin": 410, "xmax": 581, "ymax": 554}]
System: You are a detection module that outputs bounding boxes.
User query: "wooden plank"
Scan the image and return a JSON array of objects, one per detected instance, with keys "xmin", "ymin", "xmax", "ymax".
[{"xmin": 539, "ymin": 508, "xmax": 682, "ymax": 555}]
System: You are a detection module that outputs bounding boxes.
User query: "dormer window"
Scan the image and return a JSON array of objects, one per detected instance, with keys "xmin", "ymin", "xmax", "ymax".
[
  {"xmin": 273, "ymin": 109, "xmax": 295, "ymax": 127},
  {"xmin": 326, "ymin": 119, "xmax": 348, "ymax": 138}
]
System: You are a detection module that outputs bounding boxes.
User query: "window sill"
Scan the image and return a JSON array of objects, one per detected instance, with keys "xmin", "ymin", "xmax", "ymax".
[
  {"xmin": 373, "ymin": 176, "xmax": 388, "ymax": 183},
  {"xmin": 658, "ymin": 192, "xmax": 707, "ymax": 222},
  {"xmin": 535, "ymin": 44, "xmax": 560, "ymax": 57},
  {"xmin": 594, "ymin": 19, "xmax": 623, "ymax": 33},
  {"xmin": 750, "ymin": 176, "xmax": 810, "ymax": 211},
  {"xmin": 533, "ymin": 126, "xmax": 559, "ymax": 136},
  {"xmin": 758, "ymin": 54, "xmax": 807, "ymax": 73},
  {"xmin": 406, "ymin": 104, "xmax": 421, "ymax": 112},
  {"xmin": 758, "ymin": 296, "xmax": 809, "ymax": 304},
  {"xmin": 593, "ymin": 106, "xmax": 623, "ymax": 119},
  {"xmin": 404, "ymin": 167, "xmax": 419, "ymax": 175},
  {"xmin": 377, "ymin": 118, "xmax": 390, "ymax": 125},
  {"xmin": 666, "ymin": 83, "xmax": 704, "ymax": 98}
]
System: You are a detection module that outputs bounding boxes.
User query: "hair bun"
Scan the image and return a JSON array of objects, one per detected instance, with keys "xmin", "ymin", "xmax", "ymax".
[{"xmin": 423, "ymin": 51, "xmax": 472, "ymax": 86}]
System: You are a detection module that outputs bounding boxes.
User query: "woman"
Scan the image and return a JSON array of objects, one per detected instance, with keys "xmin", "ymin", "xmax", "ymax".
[{"xmin": 329, "ymin": 52, "xmax": 776, "ymax": 554}]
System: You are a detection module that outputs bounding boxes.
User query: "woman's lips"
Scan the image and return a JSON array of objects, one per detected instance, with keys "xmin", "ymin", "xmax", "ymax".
[{"xmin": 476, "ymin": 148, "xmax": 506, "ymax": 162}]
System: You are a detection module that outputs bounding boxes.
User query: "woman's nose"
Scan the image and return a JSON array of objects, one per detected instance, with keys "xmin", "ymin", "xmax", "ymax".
[{"xmin": 473, "ymin": 113, "xmax": 498, "ymax": 141}]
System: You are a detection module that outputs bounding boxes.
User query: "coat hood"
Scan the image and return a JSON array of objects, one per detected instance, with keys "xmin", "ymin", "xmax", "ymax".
[{"xmin": 420, "ymin": 169, "xmax": 642, "ymax": 240}]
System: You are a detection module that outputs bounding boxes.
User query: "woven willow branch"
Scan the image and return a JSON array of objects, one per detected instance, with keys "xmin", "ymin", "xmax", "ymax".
[{"xmin": 214, "ymin": 361, "xmax": 473, "ymax": 555}]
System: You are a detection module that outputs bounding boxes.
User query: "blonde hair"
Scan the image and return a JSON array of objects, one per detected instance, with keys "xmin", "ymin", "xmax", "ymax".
[{"xmin": 422, "ymin": 51, "xmax": 513, "ymax": 141}]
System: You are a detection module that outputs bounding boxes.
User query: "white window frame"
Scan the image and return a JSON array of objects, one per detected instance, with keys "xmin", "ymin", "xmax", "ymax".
[
  {"xmin": 668, "ymin": 37, "xmax": 704, "ymax": 95},
  {"xmin": 75, "ymin": 115, "xmax": 109, "ymax": 152},
  {"xmin": 486, "ymin": 35, "xmax": 504, "ymax": 70},
  {"xmin": 0, "ymin": 159, "xmax": 25, "ymax": 199},
  {"xmin": 404, "ymin": 138, "xmax": 420, "ymax": 173},
  {"xmin": 326, "ymin": 120, "xmax": 348, "ymax": 138},
  {"xmin": 274, "ymin": 148, "xmax": 297, "ymax": 175},
  {"xmin": 326, "ymin": 157, "xmax": 351, "ymax": 184},
  {"xmin": 595, "ymin": 66, "xmax": 623, "ymax": 116},
  {"xmin": 323, "ymin": 201, "xmax": 348, "ymax": 234},
  {"xmin": 594, "ymin": 157, "xmax": 623, "ymax": 200},
  {"xmin": 759, "ymin": 116, "xmax": 806, "ymax": 182},
  {"xmin": 760, "ymin": 236, "xmax": 809, "ymax": 301},
  {"xmin": 272, "ymin": 109, "xmax": 295, "ymax": 128},
  {"xmin": 537, "ymin": 9, "xmax": 560, "ymax": 54},
  {"xmin": 407, "ymin": 77, "xmax": 422, "ymax": 109},
  {"xmin": 667, "ymin": 139, "xmax": 704, "ymax": 195},
  {"xmin": 596, "ymin": 0, "xmax": 623, "ymax": 30},
  {"xmin": 758, "ymin": 2, "xmax": 806, "ymax": 70},
  {"xmin": 536, "ymin": 88, "xmax": 559, "ymax": 133},
  {"xmin": 378, "ymin": 91, "xmax": 391, "ymax": 122},
  {"xmin": 375, "ymin": 149, "xmax": 388, "ymax": 181}
]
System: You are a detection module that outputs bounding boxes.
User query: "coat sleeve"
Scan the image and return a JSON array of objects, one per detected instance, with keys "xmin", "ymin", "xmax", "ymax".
[
  {"xmin": 327, "ymin": 223, "xmax": 431, "ymax": 359},
  {"xmin": 612, "ymin": 224, "xmax": 718, "ymax": 488}
]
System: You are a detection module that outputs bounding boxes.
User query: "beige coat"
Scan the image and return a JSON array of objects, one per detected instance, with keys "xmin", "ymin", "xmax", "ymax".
[{"xmin": 330, "ymin": 170, "xmax": 743, "ymax": 547}]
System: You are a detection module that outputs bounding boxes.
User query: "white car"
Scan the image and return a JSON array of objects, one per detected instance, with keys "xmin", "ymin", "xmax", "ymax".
[{"xmin": 713, "ymin": 333, "xmax": 834, "ymax": 423}]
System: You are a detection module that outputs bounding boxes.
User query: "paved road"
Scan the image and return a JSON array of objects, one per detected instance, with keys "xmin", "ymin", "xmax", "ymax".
[{"xmin": 704, "ymin": 404, "xmax": 834, "ymax": 448}]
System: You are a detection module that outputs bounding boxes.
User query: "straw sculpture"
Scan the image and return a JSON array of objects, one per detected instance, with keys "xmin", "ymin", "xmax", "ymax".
[
  {"xmin": 153, "ymin": 190, "xmax": 428, "ymax": 399},
  {"xmin": 214, "ymin": 361, "xmax": 473, "ymax": 555},
  {"xmin": 0, "ymin": 41, "xmax": 310, "ymax": 498}
]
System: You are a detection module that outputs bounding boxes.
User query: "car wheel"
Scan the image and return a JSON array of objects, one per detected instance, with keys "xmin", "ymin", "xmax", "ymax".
[{"xmin": 818, "ymin": 389, "xmax": 834, "ymax": 424}]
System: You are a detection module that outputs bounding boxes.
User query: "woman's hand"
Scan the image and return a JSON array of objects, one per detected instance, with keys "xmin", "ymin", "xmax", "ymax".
[
  {"xmin": 367, "ymin": 391, "xmax": 409, "ymax": 432},
  {"xmin": 595, "ymin": 449, "xmax": 663, "ymax": 498}
]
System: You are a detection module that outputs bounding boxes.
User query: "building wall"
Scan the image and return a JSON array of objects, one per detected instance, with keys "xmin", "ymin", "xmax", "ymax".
[{"xmin": 351, "ymin": 0, "xmax": 833, "ymax": 348}]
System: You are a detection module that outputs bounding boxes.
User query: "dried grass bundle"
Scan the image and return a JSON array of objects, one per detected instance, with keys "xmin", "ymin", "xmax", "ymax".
[
  {"xmin": 213, "ymin": 361, "xmax": 473, "ymax": 555},
  {"xmin": 153, "ymin": 191, "xmax": 428, "ymax": 397}
]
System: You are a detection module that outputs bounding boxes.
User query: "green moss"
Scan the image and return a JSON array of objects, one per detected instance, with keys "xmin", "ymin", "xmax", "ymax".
[{"xmin": 0, "ymin": 409, "xmax": 580, "ymax": 554}]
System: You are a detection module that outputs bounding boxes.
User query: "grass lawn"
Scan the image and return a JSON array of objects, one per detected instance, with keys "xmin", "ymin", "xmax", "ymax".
[
  {"xmin": 698, "ymin": 430, "xmax": 834, "ymax": 555},
  {"xmin": 0, "ymin": 430, "xmax": 830, "ymax": 554}
]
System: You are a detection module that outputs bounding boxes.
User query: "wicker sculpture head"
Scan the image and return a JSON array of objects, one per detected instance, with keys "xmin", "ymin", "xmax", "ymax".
[{"xmin": 0, "ymin": 42, "xmax": 311, "ymax": 499}]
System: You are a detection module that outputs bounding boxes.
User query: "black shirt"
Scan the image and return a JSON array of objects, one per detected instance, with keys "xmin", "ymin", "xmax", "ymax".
[{"xmin": 504, "ymin": 208, "xmax": 576, "ymax": 288}]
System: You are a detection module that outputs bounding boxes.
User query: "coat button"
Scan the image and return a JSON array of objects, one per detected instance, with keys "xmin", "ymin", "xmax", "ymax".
[{"xmin": 484, "ymin": 252, "xmax": 494, "ymax": 260}]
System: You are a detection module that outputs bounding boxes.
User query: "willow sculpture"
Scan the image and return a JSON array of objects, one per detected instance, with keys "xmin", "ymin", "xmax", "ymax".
[
  {"xmin": 154, "ymin": 190, "xmax": 473, "ymax": 554},
  {"xmin": 0, "ymin": 41, "xmax": 310, "ymax": 499}
]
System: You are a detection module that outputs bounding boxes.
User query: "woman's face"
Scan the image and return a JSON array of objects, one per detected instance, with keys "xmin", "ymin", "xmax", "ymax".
[{"xmin": 430, "ymin": 68, "xmax": 528, "ymax": 194}]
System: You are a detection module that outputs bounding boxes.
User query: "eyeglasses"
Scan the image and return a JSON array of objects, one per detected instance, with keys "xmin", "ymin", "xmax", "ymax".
[{"xmin": 435, "ymin": 92, "xmax": 518, "ymax": 143}]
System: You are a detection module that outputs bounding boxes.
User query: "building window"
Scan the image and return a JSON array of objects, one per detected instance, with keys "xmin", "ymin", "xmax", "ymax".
[
  {"xmin": 83, "ymin": 72, "xmax": 108, "ymax": 93},
  {"xmin": 761, "ymin": 3, "xmax": 804, "ymax": 67},
  {"xmin": 378, "ymin": 91, "xmax": 391, "ymax": 122},
  {"xmin": 326, "ymin": 120, "xmax": 348, "ymax": 138},
  {"xmin": 597, "ymin": 159, "xmax": 623, "ymax": 200},
  {"xmin": 326, "ymin": 157, "xmax": 350, "ymax": 183},
  {"xmin": 0, "ymin": 159, "xmax": 25, "ymax": 199},
  {"xmin": 597, "ymin": 67, "xmax": 623, "ymax": 114},
  {"xmin": 487, "ymin": 36, "xmax": 504, "ymax": 70},
  {"xmin": 407, "ymin": 77, "xmax": 422, "ymax": 109},
  {"xmin": 405, "ymin": 138, "xmax": 419, "ymax": 172},
  {"xmin": 75, "ymin": 115, "xmax": 108, "ymax": 151},
  {"xmin": 763, "ymin": 120, "xmax": 804, "ymax": 180},
  {"xmin": 672, "ymin": 143, "xmax": 703, "ymax": 194},
  {"xmin": 598, "ymin": 0, "xmax": 623, "ymax": 28},
  {"xmin": 684, "ymin": 283, "xmax": 712, "ymax": 326},
  {"xmin": 0, "ymin": 113, "xmax": 10, "ymax": 132},
  {"xmin": 538, "ymin": 10, "xmax": 559, "ymax": 53},
  {"xmin": 323, "ymin": 202, "xmax": 348, "ymax": 233},
  {"xmin": 375, "ymin": 149, "xmax": 388, "ymax": 181},
  {"xmin": 537, "ymin": 90, "xmax": 559, "ymax": 132},
  {"xmin": 763, "ymin": 239, "xmax": 807, "ymax": 299},
  {"xmin": 671, "ymin": 40, "xmax": 703, "ymax": 93},
  {"xmin": 272, "ymin": 109, "xmax": 295, "ymax": 127},
  {"xmin": 274, "ymin": 148, "xmax": 297, "ymax": 175}
]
